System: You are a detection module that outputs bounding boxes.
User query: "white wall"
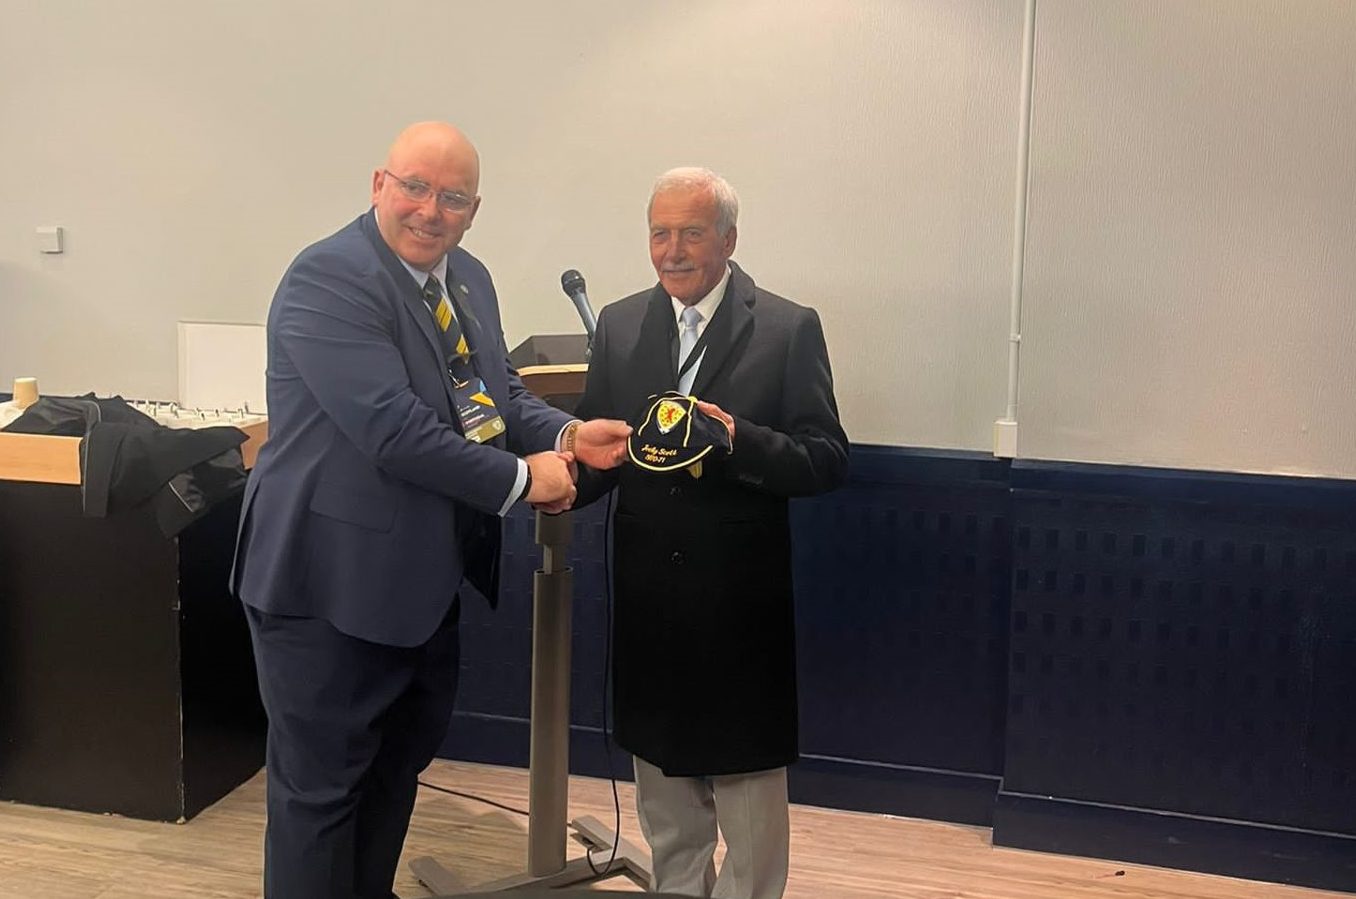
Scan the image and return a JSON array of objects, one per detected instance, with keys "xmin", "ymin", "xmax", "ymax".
[
  {"xmin": 0, "ymin": 0, "xmax": 1019, "ymax": 451},
  {"xmin": 1, "ymin": 1, "xmax": 1353, "ymax": 477}
]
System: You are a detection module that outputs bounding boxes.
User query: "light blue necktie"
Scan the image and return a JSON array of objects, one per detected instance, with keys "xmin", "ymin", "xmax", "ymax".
[{"xmin": 676, "ymin": 306, "xmax": 704, "ymax": 395}]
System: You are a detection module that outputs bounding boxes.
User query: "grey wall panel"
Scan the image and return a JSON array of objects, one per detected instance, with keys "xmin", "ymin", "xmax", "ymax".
[{"xmin": 1020, "ymin": 0, "xmax": 1356, "ymax": 477}]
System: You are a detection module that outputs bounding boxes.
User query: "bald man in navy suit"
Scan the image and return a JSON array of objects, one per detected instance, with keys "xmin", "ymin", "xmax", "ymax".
[{"xmin": 232, "ymin": 122, "xmax": 630, "ymax": 899}]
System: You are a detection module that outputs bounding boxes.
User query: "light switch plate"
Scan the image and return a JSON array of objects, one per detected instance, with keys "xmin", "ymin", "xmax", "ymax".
[{"xmin": 36, "ymin": 226, "xmax": 64, "ymax": 254}]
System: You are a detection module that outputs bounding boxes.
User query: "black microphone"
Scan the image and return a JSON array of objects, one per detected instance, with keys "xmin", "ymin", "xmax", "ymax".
[{"xmin": 560, "ymin": 269, "xmax": 597, "ymax": 342}]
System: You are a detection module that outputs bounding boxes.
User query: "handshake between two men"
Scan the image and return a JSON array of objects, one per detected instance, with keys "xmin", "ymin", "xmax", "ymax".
[
  {"xmin": 522, "ymin": 417, "xmax": 633, "ymax": 514},
  {"xmin": 522, "ymin": 398, "xmax": 739, "ymax": 514}
]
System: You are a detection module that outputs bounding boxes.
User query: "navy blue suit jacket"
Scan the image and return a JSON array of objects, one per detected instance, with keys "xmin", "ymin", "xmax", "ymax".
[{"xmin": 232, "ymin": 211, "xmax": 570, "ymax": 647}]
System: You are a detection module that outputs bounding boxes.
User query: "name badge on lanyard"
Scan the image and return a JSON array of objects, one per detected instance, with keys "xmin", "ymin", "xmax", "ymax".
[{"xmin": 451, "ymin": 373, "xmax": 505, "ymax": 444}]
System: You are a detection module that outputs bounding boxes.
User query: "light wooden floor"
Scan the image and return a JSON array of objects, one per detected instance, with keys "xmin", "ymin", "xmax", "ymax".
[{"xmin": 0, "ymin": 760, "xmax": 1345, "ymax": 899}]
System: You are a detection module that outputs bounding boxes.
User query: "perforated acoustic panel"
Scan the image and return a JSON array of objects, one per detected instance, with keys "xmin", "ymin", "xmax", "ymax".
[
  {"xmin": 444, "ymin": 451, "xmax": 1356, "ymax": 886},
  {"xmin": 793, "ymin": 448, "xmax": 1011, "ymax": 777},
  {"xmin": 1004, "ymin": 462, "xmax": 1356, "ymax": 836}
]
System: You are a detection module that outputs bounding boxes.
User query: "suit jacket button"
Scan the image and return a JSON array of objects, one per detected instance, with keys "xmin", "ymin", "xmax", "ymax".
[
  {"xmin": 671, "ymin": 551, "xmax": 684, "ymax": 565},
  {"xmin": 669, "ymin": 485, "xmax": 683, "ymax": 497}
]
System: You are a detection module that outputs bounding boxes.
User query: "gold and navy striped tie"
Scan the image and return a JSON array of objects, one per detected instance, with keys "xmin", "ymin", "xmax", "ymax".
[{"xmin": 422, "ymin": 274, "xmax": 470, "ymax": 362}]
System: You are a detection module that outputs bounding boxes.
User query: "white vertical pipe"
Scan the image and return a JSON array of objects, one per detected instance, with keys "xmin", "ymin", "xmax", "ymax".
[{"xmin": 1004, "ymin": 0, "xmax": 1038, "ymax": 426}]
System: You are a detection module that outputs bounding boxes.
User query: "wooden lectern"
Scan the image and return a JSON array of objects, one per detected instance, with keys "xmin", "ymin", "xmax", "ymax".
[{"xmin": 410, "ymin": 335, "xmax": 651, "ymax": 894}]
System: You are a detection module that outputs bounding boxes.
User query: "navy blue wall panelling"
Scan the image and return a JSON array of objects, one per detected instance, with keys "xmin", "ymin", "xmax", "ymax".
[
  {"xmin": 790, "ymin": 446, "xmax": 1011, "ymax": 824},
  {"xmin": 996, "ymin": 460, "xmax": 1356, "ymax": 890},
  {"xmin": 439, "ymin": 449, "xmax": 1356, "ymax": 891}
]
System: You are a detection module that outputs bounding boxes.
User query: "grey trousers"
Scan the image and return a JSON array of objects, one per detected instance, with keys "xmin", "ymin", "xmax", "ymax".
[{"xmin": 633, "ymin": 757, "xmax": 790, "ymax": 899}]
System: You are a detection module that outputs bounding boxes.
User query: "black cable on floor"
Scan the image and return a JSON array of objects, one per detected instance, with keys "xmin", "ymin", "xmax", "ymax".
[{"xmin": 416, "ymin": 779, "xmax": 529, "ymax": 818}]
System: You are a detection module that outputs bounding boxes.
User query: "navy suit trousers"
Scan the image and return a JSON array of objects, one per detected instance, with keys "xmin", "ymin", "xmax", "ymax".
[{"xmin": 245, "ymin": 600, "xmax": 461, "ymax": 899}]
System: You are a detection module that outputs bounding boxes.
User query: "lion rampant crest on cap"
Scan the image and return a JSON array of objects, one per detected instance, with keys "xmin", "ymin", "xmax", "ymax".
[{"xmin": 655, "ymin": 398, "xmax": 688, "ymax": 434}]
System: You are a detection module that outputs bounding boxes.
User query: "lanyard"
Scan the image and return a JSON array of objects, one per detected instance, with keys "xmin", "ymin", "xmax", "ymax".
[{"xmin": 677, "ymin": 324, "xmax": 714, "ymax": 380}]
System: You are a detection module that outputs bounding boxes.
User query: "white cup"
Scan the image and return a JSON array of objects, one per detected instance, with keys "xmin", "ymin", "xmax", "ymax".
[{"xmin": 12, "ymin": 377, "xmax": 39, "ymax": 409}]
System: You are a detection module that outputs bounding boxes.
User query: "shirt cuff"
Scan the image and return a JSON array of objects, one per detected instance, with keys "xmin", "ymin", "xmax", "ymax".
[{"xmin": 499, "ymin": 458, "xmax": 529, "ymax": 516}]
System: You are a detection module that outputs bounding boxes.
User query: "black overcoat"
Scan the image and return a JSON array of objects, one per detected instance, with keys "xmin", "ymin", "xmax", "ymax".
[{"xmin": 575, "ymin": 263, "xmax": 849, "ymax": 776}]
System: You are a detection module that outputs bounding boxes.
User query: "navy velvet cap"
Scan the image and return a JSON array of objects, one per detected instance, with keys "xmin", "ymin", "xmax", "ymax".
[{"xmin": 626, "ymin": 391, "xmax": 732, "ymax": 473}]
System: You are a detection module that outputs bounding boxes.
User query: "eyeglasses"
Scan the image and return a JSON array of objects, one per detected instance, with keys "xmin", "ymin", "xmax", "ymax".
[{"xmin": 382, "ymin": 170, "xmax": 476, "ymax": 214}]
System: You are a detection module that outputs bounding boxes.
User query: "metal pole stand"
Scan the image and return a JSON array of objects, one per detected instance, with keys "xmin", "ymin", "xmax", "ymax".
[{"xmin": 410, "ymin": 510, "xmax": 651, "ymax": 894}]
